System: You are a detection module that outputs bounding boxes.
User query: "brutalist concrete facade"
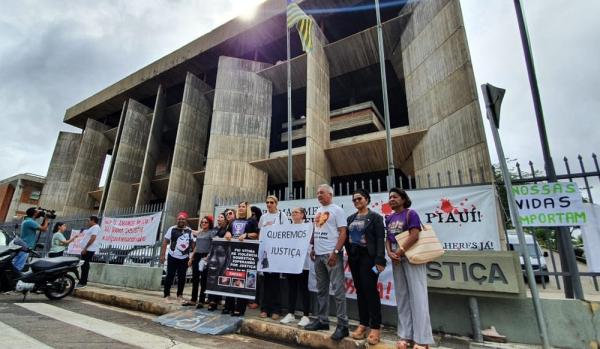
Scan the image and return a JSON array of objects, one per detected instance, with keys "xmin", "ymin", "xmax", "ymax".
[{"xmin": 41, "ymin": 0, "xmax": 492, "ymax": 223}]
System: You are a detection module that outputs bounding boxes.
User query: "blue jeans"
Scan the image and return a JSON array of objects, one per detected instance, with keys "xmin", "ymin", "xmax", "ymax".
[{"xmin": 12, "ymin": 251, "xmax": 29, "ymax": 272}]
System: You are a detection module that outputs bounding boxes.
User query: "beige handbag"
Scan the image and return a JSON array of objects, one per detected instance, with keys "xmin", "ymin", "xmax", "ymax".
[{"xmin": 395, "ymin": 210, "xmax": 445, "ymax": 264}]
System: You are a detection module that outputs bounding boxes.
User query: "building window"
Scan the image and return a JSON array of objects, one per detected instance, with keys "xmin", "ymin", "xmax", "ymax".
[{"xmin": 30, "ymin": 191, "xmax": 41, "ymax": 201}]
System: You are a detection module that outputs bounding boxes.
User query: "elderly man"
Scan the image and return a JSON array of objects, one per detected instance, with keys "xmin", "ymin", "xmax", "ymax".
[
  {"xmin": 160, "ymin": 211, "xmax": 195, "ymax": 303},
  {"xmin": 306, "ymin": 184, "xmax": 349, "ymax": 341}
]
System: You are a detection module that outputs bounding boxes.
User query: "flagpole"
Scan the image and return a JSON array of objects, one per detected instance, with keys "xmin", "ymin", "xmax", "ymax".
[
  {"xmin": 286, "ymin": 15, "xmax": 293, "ymax": 200},
  {"xmin": 375, "ymin": 0, "xmax": 396, "ymax": 189}
]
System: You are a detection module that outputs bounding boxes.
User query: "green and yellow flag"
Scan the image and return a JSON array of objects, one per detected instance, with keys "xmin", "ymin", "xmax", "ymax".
[{"xmin": 287, "ymin": 1, "xmax": 314, "ymax": 52}]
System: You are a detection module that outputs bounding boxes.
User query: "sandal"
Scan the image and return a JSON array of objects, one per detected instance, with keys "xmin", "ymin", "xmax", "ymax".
[
  {"xmin": 367, "ymin": 329, "xmax": 381, "ymax": 345},
  {"xmin": 350, "ymin": 325, "xmax": 368, "ymax": 340},
  {"xmin": 397, "ymin": 340, "xmax": 410, "ymax": 349},
  {"xmin": 182, "ymin": 301, "xmax": 196, "ymax": 306},
  {"xmin": 207, "ymin": 302, "xmax": 217, "ymax": 311}
]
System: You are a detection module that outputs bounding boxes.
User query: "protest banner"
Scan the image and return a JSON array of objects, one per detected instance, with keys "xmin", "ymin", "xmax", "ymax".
[
  {"xmin": 512, "ymin": 182, "xmax": 586, "ymax": 226},
  {"xmin": 205, "ymin": 239, "xmax": 259, "ymax": 300},
  {"xmin": 99, "ymin": 212, "xmax": 161, "ymax": 246},
  {"xmin": 257, "ymin": 223, "xmax": 312, "ymax": 274},
  {"xmin": 66, "ymin": 230, "xmax": 84, "ymax": 255},
  {"xmin": 218, "ymin": 185, "xmax": 500, "ymax": 251}
]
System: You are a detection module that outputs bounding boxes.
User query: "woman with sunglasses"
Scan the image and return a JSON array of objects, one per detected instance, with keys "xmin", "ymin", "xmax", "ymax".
[
  {"xmin": 257, "ymin": 195, "xmax": 288, "ymax": 320},
  {"xmin": 184, "ymin": 215, "xmax": 217, "ymax": 308},
  {"xmin": 207, "ymin": 211, "xmax": 231, "ymax": 311},
  {"xmin": 223, "ymin": 201, "xmax": 258, "ymax": 316},
  {"xmin": 280, "ymin": 207, "xmax": 312, "ymax": 327},
  {"xmin": 346, "ymin": 189, "xmax": 386, "ymax": 345}
]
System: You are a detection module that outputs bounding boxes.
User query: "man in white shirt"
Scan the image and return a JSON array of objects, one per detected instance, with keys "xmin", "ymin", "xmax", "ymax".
[
  {"xmin": 305, "ymin": 184, "xmax": 349, "ymax": 341},
  {"xmin": 76, "ymin": 215, "xmax": 101, "ymax": 288}
]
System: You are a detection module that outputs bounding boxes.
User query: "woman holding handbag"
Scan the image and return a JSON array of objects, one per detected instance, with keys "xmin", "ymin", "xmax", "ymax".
[
  {"xmin": 386, "ymin": 188, "xmax": 434, "ymax": 349},
  {"xmin": 346, "ymin": 189, "xmax": 386, "ymax": 345}
]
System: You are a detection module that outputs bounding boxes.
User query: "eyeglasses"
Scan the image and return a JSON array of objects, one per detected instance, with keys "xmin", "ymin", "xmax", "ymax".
[
  {"xmin": 266, "ymin": 201, "xmax": 275, "ymax": 204},
  {"xmin": 201, "ymin": 221, "xmax": 208, "ymax": 224},
  {"xmin": 352, "ymin": 197, "xmax": 364, "ymax": 202},
  {"xmin": 227, "ymin": 212, "xmax": 234, "ymax": 216}
]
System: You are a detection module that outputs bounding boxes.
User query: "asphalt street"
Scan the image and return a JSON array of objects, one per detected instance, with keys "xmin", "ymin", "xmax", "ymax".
[{"xmin": 0, "ymin": 292, "xmax": 297, "ymax": 349}]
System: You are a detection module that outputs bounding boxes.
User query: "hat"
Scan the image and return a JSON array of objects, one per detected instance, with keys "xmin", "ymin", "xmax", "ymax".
[{"xmin": 177, "ymin": 211, "xmax": 189, "ymax": 219}]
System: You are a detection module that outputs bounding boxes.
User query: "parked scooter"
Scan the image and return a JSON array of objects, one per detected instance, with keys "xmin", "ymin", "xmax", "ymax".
[{"xmin": 0, "ymin": 240, "xmax": 83, "ymax": 300}]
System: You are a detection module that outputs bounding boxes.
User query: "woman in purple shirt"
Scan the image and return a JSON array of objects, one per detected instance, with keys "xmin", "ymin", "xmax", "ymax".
[{"xmin": 386, "ymin": 188, "xmax": 433, "ymax": 349}]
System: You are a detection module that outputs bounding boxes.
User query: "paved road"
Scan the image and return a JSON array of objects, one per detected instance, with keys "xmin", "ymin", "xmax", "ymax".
[{"xmin": 0, "ymin": 293, "xmax": 296, "ymax": 349}]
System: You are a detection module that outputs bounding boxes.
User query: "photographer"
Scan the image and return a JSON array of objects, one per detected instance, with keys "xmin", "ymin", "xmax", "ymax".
[{"xmin": 12, "ymin": 207, "xmax": 49, "ymax": 271}]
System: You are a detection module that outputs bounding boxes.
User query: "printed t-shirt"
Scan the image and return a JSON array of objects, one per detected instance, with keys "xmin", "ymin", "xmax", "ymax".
[
  {"xmin": 348, "ymin": 214, "xmax": 368, "ymax": 247},
  {"xmin": 385, "ymin": 209, "xmax": 422, "ymax": 249},
  {"xmin": 164, "ymin": 226, "xmax": 194, "ymax": 259},
  {"xmin": 313, "ymin": 203, "xmax": 347, "ymax": 255},
  {"xmin": 258, "ymin": 211, "xmax": 289, "ymax": 229}
]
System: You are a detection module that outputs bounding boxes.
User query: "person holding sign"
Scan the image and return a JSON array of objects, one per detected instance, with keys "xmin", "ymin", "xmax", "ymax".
[
  {"xmin": 48, "ymin": 222, "xmax": 76, "ymax": 257},
  {"xmin": 160, "ymin": 211, "xmax": 195, "ymax": 304},
  {"xmin": 346, "ymin": 189, "xmax": 386, "ymax": 345},
  {"xmin": 386, "ymin": 188, "xmax": 434, "ymax": 349},
  {"xmin": 280, "ymin": 207, "xmax": 312, "ymax": 327},
  {"xmin": 305, "ymin": 184, "xmax": 349, "ymax": 341},
  {"xmin": 223, "ymin": 201, "xmax": 258, "ymax": 316},
  {"xmin": 258, "ymin": 195, "xmax": 288, "ymax": 320},
  {"xmin": 207, "ymin": 212, "xmax": 230, "ymax": 311}
]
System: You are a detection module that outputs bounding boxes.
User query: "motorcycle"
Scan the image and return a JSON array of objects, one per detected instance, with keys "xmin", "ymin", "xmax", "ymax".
[{"xmin": 0, "ymin": 240, "xmax": 83, "ymax": 300}]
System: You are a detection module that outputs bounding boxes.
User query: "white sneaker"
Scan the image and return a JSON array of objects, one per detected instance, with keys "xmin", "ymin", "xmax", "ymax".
[
  {"xmin": 280, "ymin": 313, "xmax": 296, "ymax": 324},
  {"xmin": 298, "ymin": 316, "xmax": 310, "ymax": 327}
]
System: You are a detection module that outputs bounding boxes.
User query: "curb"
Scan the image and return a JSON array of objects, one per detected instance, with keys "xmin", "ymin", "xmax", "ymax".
[{"xmin": 74, "ymin": 288, "xmax": 175, "ymax": 316}]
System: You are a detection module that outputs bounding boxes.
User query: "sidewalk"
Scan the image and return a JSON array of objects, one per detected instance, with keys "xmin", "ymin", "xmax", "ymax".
[{"xmin": 73, "ymin": 284, "xmax": 542, "ymax": 349}]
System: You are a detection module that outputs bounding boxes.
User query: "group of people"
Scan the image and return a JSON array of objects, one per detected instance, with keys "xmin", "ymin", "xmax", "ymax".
[{"xmin": 160, "ymin": 184, "xmax": 434, "ymax": 349}]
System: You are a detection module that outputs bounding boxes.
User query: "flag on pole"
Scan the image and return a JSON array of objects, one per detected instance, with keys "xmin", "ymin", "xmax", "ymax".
[{"xmin": 287, "ymin": 0, "xmax": 314, "ymax": 52}]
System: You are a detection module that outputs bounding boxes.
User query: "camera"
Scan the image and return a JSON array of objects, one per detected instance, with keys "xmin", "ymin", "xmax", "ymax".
[{"xmin": 36, "ymin": 207, "xmax": 57, "ymax": 220}]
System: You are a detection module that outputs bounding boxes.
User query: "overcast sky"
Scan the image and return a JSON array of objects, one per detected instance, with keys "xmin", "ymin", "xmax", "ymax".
[{"xmin": 0, "ymin": 0, "xmax": 598, "ymax": 194}]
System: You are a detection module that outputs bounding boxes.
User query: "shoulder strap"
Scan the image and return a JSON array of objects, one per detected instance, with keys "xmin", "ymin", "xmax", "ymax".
[{"xmin": 279, "ymin": 211, "xmax": 283, "ymax": 224}]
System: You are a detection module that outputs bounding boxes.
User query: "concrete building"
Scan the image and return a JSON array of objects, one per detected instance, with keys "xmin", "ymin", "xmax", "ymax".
[
  {"xmin": 40, "ymin": 0, "xmax": 492, "ymax": 227},
  {"xmin": 0, "ymin": 173, "xmax": 45, "ymax": 222}
]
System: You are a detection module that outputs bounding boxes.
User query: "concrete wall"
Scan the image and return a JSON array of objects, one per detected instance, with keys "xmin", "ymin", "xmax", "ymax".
[
  {"xmin": 398, "ymin": 0, "xmax": 492, "ymax": 187},
  {"xmin": 62, "ymin": 119, "xmax": 111, "ymax": 217},
  {"xmin": 200, "ymin": 56, "xmax": 272, "ymax": 217},
  {"xmin": 104, "ymin": 99, "xmax": 153, "ymax": 213},
  {"xmin": 88, "ymin": 263, "xmax": 162, "ymax": 291},
  {"xmin": 163, "ymin": 73, "xmax": 212, "ymax": 228},
  {"xmin": 304, "ymin": 23, "xmax": 331, "ymax": 198},
  {"xmin": 39, "ymin": 132, "xmax": 82, "ymax": 216},
  {"xmin": 135, "ymin": 85, "xmax": 167, "ymax": 210}
]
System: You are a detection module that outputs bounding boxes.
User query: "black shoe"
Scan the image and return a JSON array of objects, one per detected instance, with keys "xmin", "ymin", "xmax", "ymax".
[
  {"xmin": 196, "ymin": 303, "xmax": 204, "ymax": 309},
  {"xmin": 330, "ymin": 325, "xmax": 349, "ymax": 341},
  {"xmin": 304, "ymin": 320, "xmax": 329, "ymax": 331}
]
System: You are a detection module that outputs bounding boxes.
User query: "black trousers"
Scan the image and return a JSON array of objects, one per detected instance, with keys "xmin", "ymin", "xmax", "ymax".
[
  {"xmin": 260, "ymin": 272, "xmax": 281, "ymax": 315},
  {"xmin": 225, "ymin": 297, "xmax": 248, "ymax": 314},
  {"xmin": 190, "ymin": 252, "xmax": 209, "ymax": 303},
  {"xmin": 79, "ymin": 251, "xmax": 95, "ymax": 285},
  {"xmin": 348, "ymin": 247, "xmax": 382, "ymax": 329},
  {"xmin": 164, "ymin": 254, "xmax": 189, "ymax": 297},
  {"xmin": 48, "ymin": 251, "xmax": 64, "ymax": 258},
  {"xmin": 286, "ymin": 270, "xmax": 310, "ymax": 316}
]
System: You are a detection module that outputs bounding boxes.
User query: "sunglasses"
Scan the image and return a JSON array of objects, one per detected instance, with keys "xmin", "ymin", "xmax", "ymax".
[
  {"xmin": 266, "ymin": 201, "xmax": 275, "ymax": 204},
  {"xmin": 227, "ymin": 212, "xmax": 234, "ymax": 215},
  {"xmin": 201, "ymin": 221, "xmax": 208, "ymax": 224},
  {"xmin": 352, "ymin": 197, "xmax": 364, "ymax": 202}
]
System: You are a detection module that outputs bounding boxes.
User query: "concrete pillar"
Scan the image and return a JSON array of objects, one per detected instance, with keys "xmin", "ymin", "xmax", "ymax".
[
  {"xmin": 398, "ymin": 0, "xmax": 492, "ymax": 187},
  {"xmin": 5, "ymin": 179, "xmax": 23, "ymax": 222},
  {"xmin": 200, "ymin": 57, "xmax": 272, "ymax": 217},
  {"xmin": 38, "ymin": 132, "xmax": 82, "ymax": 216},
  {"xmin": 135, "ymin": 85, "xmax": 167, "ymax": 211},
  {"xmin": 304, "ymin": 25, "xmax": 330, "ymax": 198},
  {"xmin": 62, "ymin": 119, "xmax": 111, "ymax": 218},
  {"xmin": 103, "ymin": 99, "xmax": 153, "ymax": 214},
  {"xmin": 163, "ymin": 73, "xmax": 212, "ymax": 228}
]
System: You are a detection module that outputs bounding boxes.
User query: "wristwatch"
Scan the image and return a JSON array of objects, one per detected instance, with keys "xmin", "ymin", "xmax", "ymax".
[{"xmin": 334, "ymin": 249, "xmax": 340, "ymax": 254}]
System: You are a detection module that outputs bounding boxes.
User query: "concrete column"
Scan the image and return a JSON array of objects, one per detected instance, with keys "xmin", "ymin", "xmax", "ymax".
[
  {"xmin": 135, "ymin": 85, "xmax": 166, "ymax": 211},
  {"xmin": 103, "ymin": 99, "xmax": 153, "ymax": 214},
  {"xmin": 62, "ymin": 119, "xmax": 111, "ymax": 218},
  {"xmin": 163, "ymin": 73, "xmax": 212, "ymax": 228},
  {"xmin": 398, "ymin": 0, "xmax": 492, "ymax": 187},
  {"xmin": 39, "ymin": 132, "xmax": 82, "ymax": 216},
  {"xmin": 200, "ymin": 57, "xmax": 272, "ymax": 217},
  {"xmin": 304, "ymin": 25, "xmax": 330, "ymax": 198},
  {"xmin": 5, "ymin": 179, "xmax": 23, "ymax": 222}
]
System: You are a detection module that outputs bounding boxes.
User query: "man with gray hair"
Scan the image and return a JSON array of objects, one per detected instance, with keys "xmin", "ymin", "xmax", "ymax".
[{"xmin": 305, "ymin": 184, "xmax": 349, "ymax": 340}]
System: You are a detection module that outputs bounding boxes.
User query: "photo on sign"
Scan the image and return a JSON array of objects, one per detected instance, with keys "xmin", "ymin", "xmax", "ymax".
[
  {"xmin": 218, "ymin": 276, "xmax": 231, "ymax": 286},
  {"xmin": 246, "ymin": 271, "xmax": 257, "ymax": 289},
  {"xmin": 232, "ymin": 278, "xmax": 245, "ymax": 288}
]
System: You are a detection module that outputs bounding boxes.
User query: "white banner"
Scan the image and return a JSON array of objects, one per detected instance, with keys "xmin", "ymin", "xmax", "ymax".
[
  {"xmin": 66, "ymin": 230, "xmax": 84, "ymax": 255},
  {"xmin": 99, "ymin": 212, "xmax": 161, "ymax": 246},
  {"xmin": 217, "ymin": 185, "xmax": 501, "ymax": 251},
  {"xmin": 257, "ymin": 223, "xmax": 312, "ymax": 273},
  {"xmin": 581, "ymin": 203, "xmax": 600, "ymax": 272},
  {"xmin": 513, "ymin": 182, "xmax": 586, "ymax": 227}
]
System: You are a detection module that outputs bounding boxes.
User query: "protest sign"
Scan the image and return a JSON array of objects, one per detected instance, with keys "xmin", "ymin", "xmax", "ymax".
[
  {"xmin": 205, "ymin": 239, "xmax": 259, "ymax": 300},
  {"xmin": 513, "ymin": 182, "xmax": 586, "ymax": 226},
  {"xmin": 257, "ymin": 223, "xmax": 312, "ymax": 274},
  {"xmin": 100, "ymin": 212, "xmax": 161, "ymax": 246},
  {"xmin": 66, "ymin": 230, "xmax": 84, "ymax": 255}
]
